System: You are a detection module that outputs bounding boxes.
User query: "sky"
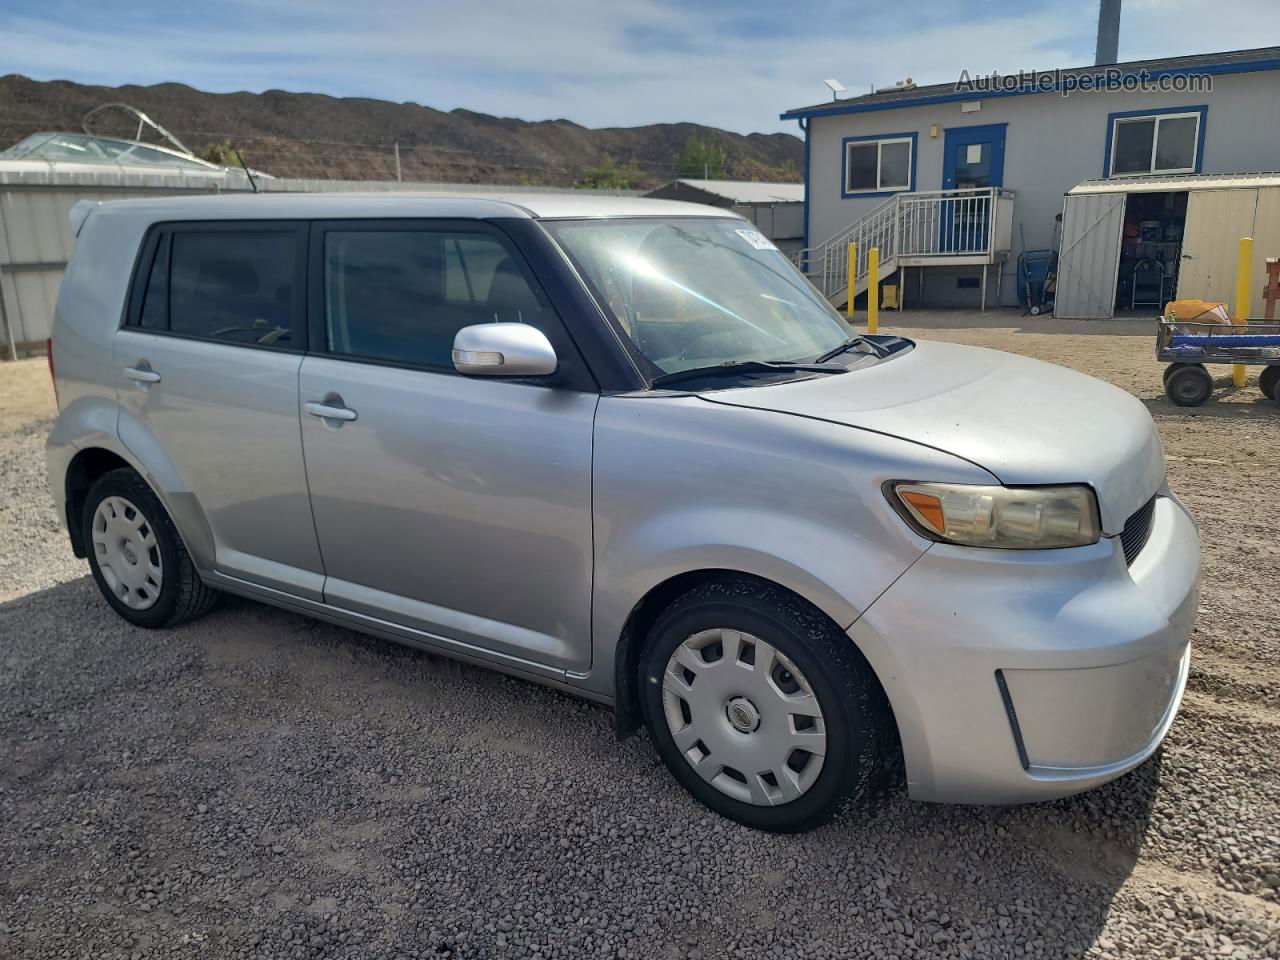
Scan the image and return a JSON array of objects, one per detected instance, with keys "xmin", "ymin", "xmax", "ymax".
[{"xmin": 0, "ymin": 0, "xmax": 1275, "ymax": 135}]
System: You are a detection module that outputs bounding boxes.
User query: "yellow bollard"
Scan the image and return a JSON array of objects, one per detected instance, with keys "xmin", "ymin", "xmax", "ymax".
[
  {"xmin": 867, "ymin": 247, "xmax": 880, "ymax": 333},
  {"xmin": 1233, "ymin": 236, "xmax": 1253, "ymax": 387},
  {"xmin": 846, "ymin": 242, "xmax": 857, "ymax": 320}
]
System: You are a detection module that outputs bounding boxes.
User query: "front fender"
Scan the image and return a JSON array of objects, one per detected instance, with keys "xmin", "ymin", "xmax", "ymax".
[{"xmin": 587, "ymin": 394, "xmax": 997, "ymax": 699}]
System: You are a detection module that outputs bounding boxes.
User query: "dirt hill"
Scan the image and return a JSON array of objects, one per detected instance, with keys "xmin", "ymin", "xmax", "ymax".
[{"xmin": 0, "ymin": 75, "xmax": 802, "ymax": 187}]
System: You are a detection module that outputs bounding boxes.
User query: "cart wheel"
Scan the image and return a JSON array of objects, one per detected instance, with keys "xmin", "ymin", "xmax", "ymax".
[
  {"xmin": 1163, "ymin": 361, "xmax": 1206, "ymax": 384},
  {"xmin": 1166, "ymin": 365, "xmax": 1214, "ymax": 407},
  {"xmin": 1259, "ymin": 366, "xmax": 1280, "ymax": 402},
  {"xmin": 1029, "ymin": 305, "xmax": 1041, "ymax": 316}
]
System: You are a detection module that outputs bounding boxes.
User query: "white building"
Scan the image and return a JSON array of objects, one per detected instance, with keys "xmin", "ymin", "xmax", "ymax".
[{"xmin": 781, "ymin": 46, "xmax": 1280, "ymax": 316}]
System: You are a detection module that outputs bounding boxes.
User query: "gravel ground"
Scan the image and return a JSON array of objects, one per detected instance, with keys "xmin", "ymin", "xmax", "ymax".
[{"xmin": 2, "ymin": 312, "xmax": 1278, "ymax": 960}]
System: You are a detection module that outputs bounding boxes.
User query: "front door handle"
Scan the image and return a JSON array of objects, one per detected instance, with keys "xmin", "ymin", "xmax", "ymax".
[
  {"xmin": 125, "ymin": 366, "xmax": 161, "ymax": 384},
  {"xmin": 305, "ymin": 400, "xmax": 358, "ymax": 422}
]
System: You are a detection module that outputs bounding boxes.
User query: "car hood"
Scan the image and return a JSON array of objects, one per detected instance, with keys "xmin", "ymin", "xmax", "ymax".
[{"xmin": 700, "ymin": 340, "xmax": 1164, "ymax": 534}]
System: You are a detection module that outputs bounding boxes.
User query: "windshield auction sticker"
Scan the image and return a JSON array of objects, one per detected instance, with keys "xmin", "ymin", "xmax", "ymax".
[{"xmin": 735, "ymin": 228, "xmax": 776, "ymax": 251}]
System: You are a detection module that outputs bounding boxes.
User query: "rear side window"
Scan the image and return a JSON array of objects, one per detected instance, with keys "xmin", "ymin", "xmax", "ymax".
[
  {"xmin": 321, "ymin": 228, "xmax": 554, "ymax": 370},
  {"xmin": 128, "ymin": 224, "xmax": 304, "ymax": 349}
]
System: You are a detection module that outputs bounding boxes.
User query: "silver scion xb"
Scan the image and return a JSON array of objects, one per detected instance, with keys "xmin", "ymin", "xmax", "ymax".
[{"xmin": 47, "ymin": 193, "xmax": 1199, "ymax": 832}]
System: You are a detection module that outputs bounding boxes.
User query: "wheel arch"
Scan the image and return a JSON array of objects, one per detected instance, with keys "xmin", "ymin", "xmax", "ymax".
[
  {"xmin": 611, "ymin": 568, "xmax": 899, "ymax": 755},
  {"xmin": 61, "ymin": 437, "xmax": 215, "ymax": 573},
  {"xmin": 64, "ymin": 447, "xmax": 132, "ymax": 557}
]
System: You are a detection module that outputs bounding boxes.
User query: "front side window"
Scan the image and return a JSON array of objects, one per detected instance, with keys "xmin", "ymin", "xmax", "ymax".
[
  {"xmin": 542, "ymin": 217, "xmax": 853, "ymax": 375},
  {"xmin": 322, "ymin": 228, "xmax": 554, "ymax": 369},
  {"xmin": 1110, "ymin": 111, "xmax": 1201, "ymax": 176},
  {"xmin": 844, "ymin": 136, "xmax": 913, "ymax": 194}
]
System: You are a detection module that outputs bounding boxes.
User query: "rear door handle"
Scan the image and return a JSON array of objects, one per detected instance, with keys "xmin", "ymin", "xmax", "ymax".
[
  {"xmin": 305, "ymin": 401, "xmax": 358, "ymax": 422},
  {"xmin": 125, "ymin": 366, "xmax": 161, "ymax": 384}
]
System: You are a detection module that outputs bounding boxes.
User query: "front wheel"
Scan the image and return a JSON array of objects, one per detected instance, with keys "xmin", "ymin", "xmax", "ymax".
[
  {"xmin": 1165, "ymin": 364, "xmax": 1214, "ymax": 406},
  {"xmin": 639, "ymin": 578, "xmax": 889, "ymax": 833},
  {"xmin": 84, "ymin": 468, "xmax": 219, "ymax": 628}
]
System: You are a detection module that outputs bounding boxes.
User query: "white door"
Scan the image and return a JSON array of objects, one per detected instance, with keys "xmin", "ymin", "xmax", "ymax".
[
  {"xmin": 1178, "ymin": 189, "xmax": 1259, "ymax": 308},
  {"xmin": 1054, "ymin": 194, "xmax": 1125, "ymax": 319}
]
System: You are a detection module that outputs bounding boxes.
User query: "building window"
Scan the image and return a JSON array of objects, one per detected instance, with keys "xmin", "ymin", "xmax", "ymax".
[
  {"xmin": 843, "ymin": 134, "xmax": 915, "ymax": 196},
  {"xmin": 1107, "ymin": 109, "xmax": 1203, "ymax": 177}
]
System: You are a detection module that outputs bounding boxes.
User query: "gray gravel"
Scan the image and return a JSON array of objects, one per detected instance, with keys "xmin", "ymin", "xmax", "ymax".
[{"xmin": 2, "ymin": 329, "xmax": 1279, "ymax": 959}]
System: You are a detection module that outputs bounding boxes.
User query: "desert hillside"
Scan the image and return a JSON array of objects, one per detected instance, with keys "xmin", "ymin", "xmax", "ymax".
[{"xmin": 0, "ymin": 74, "xmax": 802, "ymax": 187}]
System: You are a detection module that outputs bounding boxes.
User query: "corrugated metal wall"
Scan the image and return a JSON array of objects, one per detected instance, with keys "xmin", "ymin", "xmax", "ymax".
[
  {"xmin": 0, "ymin": 185, "xmax": 150, "ymax": 356},
  {"xmin": 0, "ymin": 172, "xmax": 638, "ymax": 359},
  {"xmin": 1054, "ymin": 193, "xmax": 1125, "ymax": 319},
  {"xmin": 1178, "ymin": 186, "xmax": 1280, "ymax": 315},
  {"xmin": 1178, "ymin": 189, "xmax": 1259, "ymax": 310}
]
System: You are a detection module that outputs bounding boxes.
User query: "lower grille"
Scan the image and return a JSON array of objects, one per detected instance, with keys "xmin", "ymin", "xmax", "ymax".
[{"xmin": 1120, "ymin": 495, "xmax": 1158, "ymax": 565}]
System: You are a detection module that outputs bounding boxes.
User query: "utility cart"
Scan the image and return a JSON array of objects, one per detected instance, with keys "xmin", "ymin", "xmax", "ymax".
[{"xmin": 1158, "ymin": 317, "xmax": 1280, "ymax": 406}]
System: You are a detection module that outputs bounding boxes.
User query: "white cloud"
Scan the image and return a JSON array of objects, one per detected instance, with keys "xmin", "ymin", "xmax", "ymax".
[{"xmin": 0, "ymin": 0, "xmax": 1274, "ymax": 134}]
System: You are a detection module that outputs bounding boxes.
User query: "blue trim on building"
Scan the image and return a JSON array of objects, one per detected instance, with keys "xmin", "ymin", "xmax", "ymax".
[
  {"xmin": 840, "ymin": 131, "xmax": 918, "ymax": 198},
  {"xmin": 1102, "ymin": 104, "xmax": 1208, "ymax": 177},
  {"xmin": 779, "ymin": 56, "xmax": 1280, "ymax": 121}
]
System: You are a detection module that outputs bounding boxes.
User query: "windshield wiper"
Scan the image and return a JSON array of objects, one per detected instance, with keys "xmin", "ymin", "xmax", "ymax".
[
  {"xmin": 815, "ymin": 336, "xmax": 883, "ymax": 362},
  {"xmin": 816, "ymin": 335, "xmax": 913, "ymax": 362},
  {"xmin": 650, "ymin": 359, "xmax": 849, "ymax": 389}
]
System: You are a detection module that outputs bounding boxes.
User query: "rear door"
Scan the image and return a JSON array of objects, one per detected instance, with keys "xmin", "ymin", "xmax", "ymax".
[
  {"xmin": 114, "ymin": 221, "xmax": 325, "ymax": 599},
  {"xmin": 297, "ymin": 219, "xmax": 598, "ymax": 674}
]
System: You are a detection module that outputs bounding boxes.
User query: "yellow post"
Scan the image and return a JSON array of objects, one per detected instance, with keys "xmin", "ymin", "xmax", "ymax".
[
  {"xmin": 1233, "ymin": 236, "xmax": 1253, "ymax": 387},
  {"xmin": 867, "ymin": 247, "xmax": 880, "ymax": 333},
  {"xmin": 846, "ymin": 242, "xmax": 857, "ymax": 319}
]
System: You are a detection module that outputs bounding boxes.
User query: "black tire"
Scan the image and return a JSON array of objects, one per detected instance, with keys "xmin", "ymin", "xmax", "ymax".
[
  {"xmin": 1259, "ymin": 365, "xmax": 1280, "ymax": 402},
  {"xmin": 638, "ymin": 577, "xmax": 889, "ymax": 833},
  {"xmin": 83, "ymin": 468, "xmax": 219, "ymax": 628},
  {"xmin": 1165, "ymin": 364, "xmax": 1214, "ymax": 406},
  {"xmin": 1163, "ymin": 361, "xmax": 1205, "ymax": 384}
]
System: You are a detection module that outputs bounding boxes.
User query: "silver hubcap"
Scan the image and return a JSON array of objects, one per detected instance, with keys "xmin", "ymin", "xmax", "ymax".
[
  {"xmin": 662, "ymin": 628, "xmax": 827, "ymax": 806},
  {"xmin": 91, "ymin": 496, "xmax": 162, "ymax": 610}
]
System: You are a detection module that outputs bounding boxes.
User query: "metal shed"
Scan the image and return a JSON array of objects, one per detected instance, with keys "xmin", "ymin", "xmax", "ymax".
[
  {"xmin": 643, "ymin": 179, "xmax": 805, "ymax": 256},
  {"xmin": 1055, "ymin": 172, "xmax": 1280, "ymax": 319}
]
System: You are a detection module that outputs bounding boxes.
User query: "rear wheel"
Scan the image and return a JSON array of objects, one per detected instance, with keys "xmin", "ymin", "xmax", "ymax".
[
  {"xmin": 1259, "ymin": 365, "xmax": 1280, "ymax": 402},
  {"xmin": 83, "ymin": 468, "xmax": 219, "ymax": 628},
  {"xmin": 1165, "ymin": 364, "xmax": 1214, "ymax": 406},
  {"xmin": 639, "ymin": 577, "xmax": 888, "ymax": 833}
]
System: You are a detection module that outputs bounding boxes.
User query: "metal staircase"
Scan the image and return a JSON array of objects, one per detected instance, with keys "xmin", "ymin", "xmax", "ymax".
[{"xmin": 794, "ymin": 187, "xmax": 1015, "ymax": 309}]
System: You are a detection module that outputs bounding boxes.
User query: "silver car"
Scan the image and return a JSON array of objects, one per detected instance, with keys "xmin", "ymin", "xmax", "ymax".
[{"xmin": 46, "ymin": 193, "xmax": 1199, "ymax": 832}]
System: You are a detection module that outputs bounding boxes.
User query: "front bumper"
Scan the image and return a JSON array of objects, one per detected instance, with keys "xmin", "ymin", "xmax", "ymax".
[{"xmin": 850, "ymin": 489, "xmax": 1199, "ymax": 804}]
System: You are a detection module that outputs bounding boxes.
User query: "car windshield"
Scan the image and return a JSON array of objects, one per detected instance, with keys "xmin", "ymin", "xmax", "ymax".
[{"xmin": 542, "ymin": 217, "xmax": 853, "ymax": 375}]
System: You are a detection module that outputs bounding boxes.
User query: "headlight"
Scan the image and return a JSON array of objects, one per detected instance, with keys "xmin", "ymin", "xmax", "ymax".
[{"xmin": 888, "ymin": 482, "xmax": 1101, "ymax": 549}]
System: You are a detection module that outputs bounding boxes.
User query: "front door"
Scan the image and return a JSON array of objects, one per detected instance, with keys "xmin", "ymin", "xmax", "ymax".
[
  {"xmin": 114, "ymin": 221, "xmax": 326, "ymax": 600},
  {"xmin": 298, "ymin": 220, "xmax": 597, "ymax": 674},
  {"xmin": 941, "ymin": 124, "xmax": 1007, "ymax": 252}
]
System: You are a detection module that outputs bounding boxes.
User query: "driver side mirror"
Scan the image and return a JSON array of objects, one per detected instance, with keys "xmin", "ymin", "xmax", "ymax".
[{"xmin": 452, "ymin": 323, "xmax": 558, "ymax": 377}]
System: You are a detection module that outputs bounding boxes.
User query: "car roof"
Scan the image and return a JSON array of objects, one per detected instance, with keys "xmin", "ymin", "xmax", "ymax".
[{"xmin": 81, "ymin": 191, "xmax": 739, "ymax": 223}]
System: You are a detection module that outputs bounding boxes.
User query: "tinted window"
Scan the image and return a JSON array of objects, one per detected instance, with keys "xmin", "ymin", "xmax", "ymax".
[
  {"xmin": 879, "ymin": 140, "xmax": 911, "ymax": 189},
  {"xmin": 845, "ymin": 143, "xmax": 877, "ymax": 192},
  {"xmin": 138, "ymin": 234, "xmax": 169, "ymax": 330},
  {"xmin": 168, "ymin": 232, "xmax": 297, "ymax": 346},
  {"xmin": 1113, "ymin": 118, "xmax": 1155, "ymax": 174},
  {"xmin": 1154, "ymin": 116, "xmax": 1197, "ymax": 171},
  {"xmin": 323, "ymin": 229, "xmax": 552, "ymax": 369}
]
